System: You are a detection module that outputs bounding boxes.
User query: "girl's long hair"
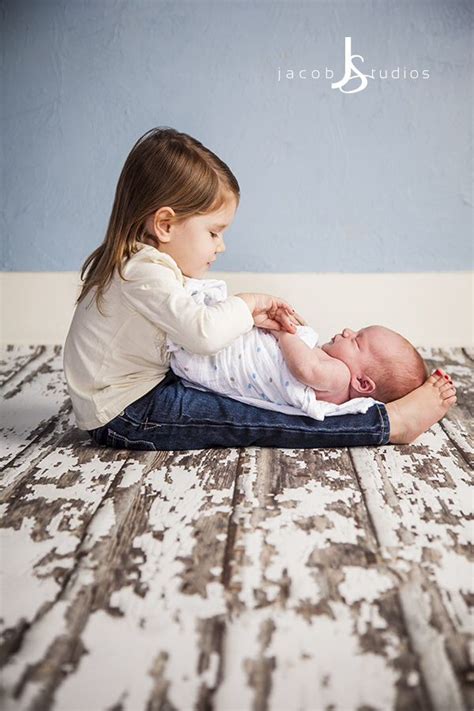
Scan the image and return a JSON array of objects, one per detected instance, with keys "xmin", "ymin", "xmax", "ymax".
[{"xmin": 77, "ymin": 127, "xmax": 240, "ymax": 314}]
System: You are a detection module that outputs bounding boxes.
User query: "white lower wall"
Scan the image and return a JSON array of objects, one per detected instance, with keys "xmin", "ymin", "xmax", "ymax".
[{"xmin": 1, "ymin": 271, "xmax": 472, "ymax": 346}]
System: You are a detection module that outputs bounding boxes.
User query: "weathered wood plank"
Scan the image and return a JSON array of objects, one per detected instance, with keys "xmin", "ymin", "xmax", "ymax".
[
  {"xmin": 0, "ymin": 345, "xmax": 45, "ymax": 388},
  {"xmin": 351, "ymin": 423, "xmax": 473, "ymax": 711},
  {"xmin": 0, "ymin": 345, "xmax": 471, "ymax": 710},
  {"xmin": 0, "ymin": 406, "xmax": 76, "ymax": 497},
  {"xmin": 439, "ymin": 406, "xmax": 473, "ymax": 469},
  {"xmin": 0, "ymin": 347, "xmax": 70, "ymax": 471},
  {"xmin": 0, "ymin": 429, "xmax": 129, "ymax": 664},
  {"xmin": 215, "ymin": 447, "xmax": 430, "ymax": 710},
  {"xmin": 1, "ymin": 448, "xmax": 241, "ymax": 711}
]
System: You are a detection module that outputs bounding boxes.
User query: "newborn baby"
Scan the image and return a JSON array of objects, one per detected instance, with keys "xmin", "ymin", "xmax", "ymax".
[
  {"xmin": 167, "ymin": 279, "xmax": 427, "ymax": 421},
  {"xmin": 274, "ymin": 324, "xmax": 427, "ymax": 405}
]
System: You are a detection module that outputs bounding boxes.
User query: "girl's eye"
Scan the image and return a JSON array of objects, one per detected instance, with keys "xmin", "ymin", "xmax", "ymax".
[{"xmin": 210, "ymin": 232, "xmax": 219, "ymax": 238}]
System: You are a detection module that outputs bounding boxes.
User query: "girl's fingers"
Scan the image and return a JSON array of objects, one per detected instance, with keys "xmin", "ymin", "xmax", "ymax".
[
  {"xmin": 277, "ymin": 301, "xmax": 298, "ymax": 318},
  {"xmin": 265, "ymin": 302, "xmax": 300, "ymax": 333},
  {"xmin": 254, "ymin": 312, "xmax": 283, "ymax": 331},
  {"xmin": 267, "ymin": 297, "xmax": 306, "ymax": 325},
  {"xmin": 275, "ymin": 305, "xmax": 297, "ymax": 322},
  {"xmin": 279, "ymin": 311, "xmax": 297, "ymax": 333},
  {"xmin": 289, "ymin": 315, "xmax": 306, "ymax": 327},
  {"xmin": 259, "ymin": 319, "xmax": 281, "ymax": 331},
  {"xmin": 292, "ymin": 311, "xmax": 307, "ymax": 326},
  {"xmin": 279, "ymin": 303, "xmax": 307, "ymax": 327}
]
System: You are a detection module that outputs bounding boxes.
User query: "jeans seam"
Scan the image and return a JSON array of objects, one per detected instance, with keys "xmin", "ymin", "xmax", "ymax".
[
  {"xmin": 375, "ymin": 403, "xmax": 390, "ymax": 444},
  {"xmin": 109, "ymin": 427, "xmax": 382, "ymax": 450},
  {"xmin": 141, "ymin": 420, "xmax": 381, "ymax": 434},
  {"xmin": 108, "ymin": 430, "xmax": 157, "ymax": 450}
]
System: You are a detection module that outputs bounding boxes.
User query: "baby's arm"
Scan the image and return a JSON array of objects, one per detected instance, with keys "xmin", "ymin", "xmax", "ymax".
[{"xmin": 275, "ymin": 331, "xmax": 351, "ymax": 401}]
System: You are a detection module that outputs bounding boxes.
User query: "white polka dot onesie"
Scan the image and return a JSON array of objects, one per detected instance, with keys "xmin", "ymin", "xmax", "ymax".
[{"xmin": 166, "ymin": 278, "xmax": 377, "ymax": 420}]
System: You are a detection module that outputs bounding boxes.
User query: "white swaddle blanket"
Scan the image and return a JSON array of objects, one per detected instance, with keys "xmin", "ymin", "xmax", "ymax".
[{"xmin": 166, "ymin": 278, "xmax": 378, "ymax": 421}]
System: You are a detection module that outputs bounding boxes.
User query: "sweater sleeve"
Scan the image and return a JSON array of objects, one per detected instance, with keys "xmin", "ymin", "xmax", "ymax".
[{"xmin": 120, "ymin": 259, "xmax": 254, "ymax": 355}]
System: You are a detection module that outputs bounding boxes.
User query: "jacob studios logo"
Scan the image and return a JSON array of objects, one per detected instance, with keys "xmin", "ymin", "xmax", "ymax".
[{"xmin": 277, "ymin": 36, "xmax": 430, "ymax": 93}]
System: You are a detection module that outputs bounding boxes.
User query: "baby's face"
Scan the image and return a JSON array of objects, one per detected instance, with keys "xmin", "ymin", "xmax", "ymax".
[{"xmin": 321, "ymin": 325, "xmax": 402, "ymax": 374}]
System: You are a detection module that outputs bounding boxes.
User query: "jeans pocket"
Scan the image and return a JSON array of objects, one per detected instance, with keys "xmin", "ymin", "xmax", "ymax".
[{"xmin": 123, "ymin": 388, "xmax": 157, "ymax": 424}]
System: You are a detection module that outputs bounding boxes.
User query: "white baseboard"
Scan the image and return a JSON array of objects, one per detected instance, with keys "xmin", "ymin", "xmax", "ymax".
[{"xmin": 1, "ymin": 271, "xmax": 472, "ymax": 346}]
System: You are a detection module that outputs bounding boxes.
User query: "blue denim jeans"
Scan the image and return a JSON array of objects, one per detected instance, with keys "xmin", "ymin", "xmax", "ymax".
[{"xmin": 88, "ymin": 370, "xmax": 390, "ymax": 451}]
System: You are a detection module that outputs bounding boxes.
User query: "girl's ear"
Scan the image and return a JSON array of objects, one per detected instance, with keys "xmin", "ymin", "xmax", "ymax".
[
  {"xmin": 147, "ymin": 207, "xmax": 176, "ymax": 243},
  {"xmin": 351, "ymin": 373, "xmax": 376, "ymax": 395}
]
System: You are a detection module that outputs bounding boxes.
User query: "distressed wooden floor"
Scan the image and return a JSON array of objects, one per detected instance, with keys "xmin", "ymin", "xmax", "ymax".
[{"xmin": 0, "ymin": 345, "xmax": 472, "ymax": 711}]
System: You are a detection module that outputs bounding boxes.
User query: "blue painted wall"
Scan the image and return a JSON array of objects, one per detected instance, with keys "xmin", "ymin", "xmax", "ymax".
[{"xmin": 2, "ymin": 0, "xmax": 472, "ymax": 272}]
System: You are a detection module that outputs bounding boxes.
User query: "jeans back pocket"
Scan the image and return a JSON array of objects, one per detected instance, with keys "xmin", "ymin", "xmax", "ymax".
[{"xmin": 122, "ymin": 386, "xmax": 157, "ymax": 424}]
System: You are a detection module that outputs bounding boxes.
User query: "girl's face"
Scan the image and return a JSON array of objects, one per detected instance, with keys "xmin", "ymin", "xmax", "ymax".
[{"xmin": 148, "ymin": 197, "xmax": 237, "ymax": 279}]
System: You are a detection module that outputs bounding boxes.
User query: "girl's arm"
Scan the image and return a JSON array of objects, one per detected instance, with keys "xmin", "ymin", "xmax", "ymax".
[
  {"xmin": 276, "ymin": 331, "xmax": 351, "ymax": 394},
  {"xmin": 120, "ymin": 260, "xmax": 302, "ymax": 356}
]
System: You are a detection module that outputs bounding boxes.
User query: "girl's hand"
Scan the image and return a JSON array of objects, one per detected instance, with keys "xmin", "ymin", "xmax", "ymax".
[
  {"xmin": 267, "ymin": 325, "xmax": 299, "ymax": 340},
  {"xmin": 286, "ymin": 309, "xmax": 307, "ymax": 327},
  {"xmin": 260, "ymin": 305, "xmax": 307, "ymax": 332},
  {"xmin": 236, "ymin": 293, "xmax": 305, "ymax": 332}
]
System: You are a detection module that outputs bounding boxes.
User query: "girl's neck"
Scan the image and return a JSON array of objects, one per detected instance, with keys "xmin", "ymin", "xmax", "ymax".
[{"xmin": 140, "ymin": 235, "xmax": 160, "ymax": 250}]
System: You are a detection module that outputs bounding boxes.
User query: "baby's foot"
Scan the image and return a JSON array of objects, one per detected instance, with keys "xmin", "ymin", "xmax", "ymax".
[{"xmin": 386, "ymin": 368, "xmax": 457, "ymax": 444}]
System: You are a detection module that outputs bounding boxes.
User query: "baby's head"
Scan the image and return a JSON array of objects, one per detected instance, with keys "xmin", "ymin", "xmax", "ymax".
[{"xmin": 321, "ymin": 325, "xmax": 427, "ymax": 402}]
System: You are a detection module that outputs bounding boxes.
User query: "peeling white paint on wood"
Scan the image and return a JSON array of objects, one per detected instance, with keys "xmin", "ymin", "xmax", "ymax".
[
  {"xmin": 1, "ymin": 346, "xmax": 69, "ymax": 467},
  {"xmin": 400, "ymin": 570, "xmax": 466, "ymax": 711},
  {"xmin": 216, "ymin": 447, "xmax": 431, "ymax": 709},
  {"xmin": 351, "ymin": 421, "xmax": 473, "ymax": 710},
  {"xmin": 0, "ymin": 345, "xmax": 472, "ymax": 710},
  {"xmin": 0, "ymin": 345, "xmax": 43, "ymax": 387}
]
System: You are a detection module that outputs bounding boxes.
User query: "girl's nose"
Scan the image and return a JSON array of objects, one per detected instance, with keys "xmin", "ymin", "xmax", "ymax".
[
  {"xmin": 343, "ymin": 328, "xmax": 354, "ymax": 338},
  {"xmin": 216, "ymin": 236, "xmax": 226, "ymax": 253}
]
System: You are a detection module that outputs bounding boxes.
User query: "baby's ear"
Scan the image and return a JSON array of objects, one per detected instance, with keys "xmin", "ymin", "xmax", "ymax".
[{"xmin": 351, "ymin": 373, "xmax": 376, "ymax": 395}]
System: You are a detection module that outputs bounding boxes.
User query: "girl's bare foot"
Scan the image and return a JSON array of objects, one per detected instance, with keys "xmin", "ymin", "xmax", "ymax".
[{"xmin": 386, "ymin": 369, "xmax": 457, "ymax": 444}]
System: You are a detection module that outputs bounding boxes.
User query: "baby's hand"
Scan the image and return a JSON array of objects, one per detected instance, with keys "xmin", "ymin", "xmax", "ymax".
[
  {"xmin": 291, "ymin": 311, "xmax": 307, "ymax": 327},
  {"xmin": 267, "ymin": 323, "xmax": 297, "ymax": 340},
  {"xmin": 236, "ymin": 292, "xmax": 299, "ymax": 332},
  {"xmin": 263, "ymin": 304, "xmax": 297, "ymax": 332},
  {"xmin": 274, "ymin": 308, "xmax": 304, "ymax": 330}
]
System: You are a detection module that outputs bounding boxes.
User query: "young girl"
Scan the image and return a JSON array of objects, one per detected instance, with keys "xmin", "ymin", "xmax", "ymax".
[{"xmin": 63, "ymin": 127, "xmax": 457, "ymax": 451}]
